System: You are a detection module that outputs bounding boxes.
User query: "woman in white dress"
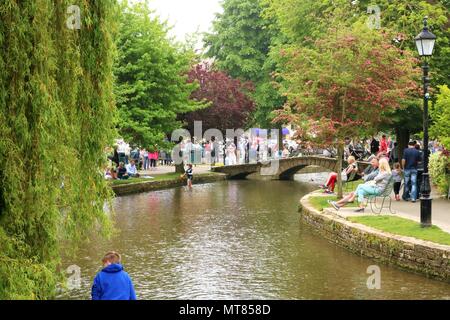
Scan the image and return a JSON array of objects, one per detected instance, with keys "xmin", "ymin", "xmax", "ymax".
[{"xmin": 225, "ymin": 140, "xmax": 237, "ymax": 165}]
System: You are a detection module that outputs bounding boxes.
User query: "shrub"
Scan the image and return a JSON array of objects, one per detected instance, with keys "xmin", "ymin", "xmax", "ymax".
[{"xmin": 429, "ymin": 152, "xmax": 450, "ymax": 197}]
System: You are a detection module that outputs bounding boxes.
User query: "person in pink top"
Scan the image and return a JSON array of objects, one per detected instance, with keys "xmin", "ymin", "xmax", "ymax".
[
  {"xmin": 379, "ymin": 135, "xmax": 388, "ymax": 154},
  {"xmin": 148, "ymin": 148, "xmax": 158, "ymax": 170}
]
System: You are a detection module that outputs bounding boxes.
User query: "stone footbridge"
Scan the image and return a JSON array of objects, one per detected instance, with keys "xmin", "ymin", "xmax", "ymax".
[{"xmin": 211, "ymin": 156, "xmax": 370, "ymax": 180}]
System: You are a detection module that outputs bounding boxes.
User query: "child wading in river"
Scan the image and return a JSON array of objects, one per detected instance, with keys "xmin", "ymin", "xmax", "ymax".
[
  {"xmin": 91, "ymin": 251, "xmax": 136, "ymax": 300},
  {"xmin": 181, "ymin": 164, "xmax": 193, "ymax": 189}
]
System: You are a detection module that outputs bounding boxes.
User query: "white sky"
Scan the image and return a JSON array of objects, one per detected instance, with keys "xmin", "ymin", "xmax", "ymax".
[{"xmin": 147, "ymin": 0, "xmax": 223, "ymax": 48}]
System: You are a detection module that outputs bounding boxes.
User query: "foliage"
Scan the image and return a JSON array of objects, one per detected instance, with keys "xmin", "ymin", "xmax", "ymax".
[
  {"xmin": 309, "ymin": 196, "xmax": 358, "ymax": 211},
  {"xmin": 275, "ymin": 22, "xmax": 420, "ymax": 146},
  {"xmin": 0, "ymin": 0, "xmax": 117, "ymax": 299},
  {"xmin": 181, "ymin": 64, "xmax": 255, "ymax": 134},
  {"xmin": 349, "ymin": 216, "xmax": 450, "ymax": 246},
  {"xmin": 204, "ymin": 0, "xmax": 284, "ymax": 128},
  {"xmin": 429, "ymin": 152, "xmax": 450, "ymax": 196},
  {"xmin": 430, "ymin": 85, "xmax": 450, "ymax": 150},
  {"xmin": 114, "ymin": 2, "xmax": 206, "ymax": 150},
  {"xmin": 205, "ymin": 0, "xmax": 272, "ymax": 83},
  {"xmin": 274, "ymin": 22, "xmax": 419, "ymax": 198},
  {"xmin": 265, "ymin": 0, "xmax": 450, "ymax": 139}
]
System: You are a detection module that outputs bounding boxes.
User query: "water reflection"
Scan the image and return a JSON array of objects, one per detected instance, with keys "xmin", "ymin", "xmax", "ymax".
[{"xmin": 59, "ymin": 180, "xmax": 450, "ymax": 300}]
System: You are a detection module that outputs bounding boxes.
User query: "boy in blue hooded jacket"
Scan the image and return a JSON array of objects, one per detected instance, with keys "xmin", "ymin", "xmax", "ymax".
[{"xmin": 91, "ymin": 251, "xmax": 137, "ymax": 300}]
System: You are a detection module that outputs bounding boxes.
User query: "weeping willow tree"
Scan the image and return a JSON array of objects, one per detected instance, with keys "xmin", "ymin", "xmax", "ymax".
[{"xmin": 0, "ymin": 0, "xmax": 117, "ymax": 299}]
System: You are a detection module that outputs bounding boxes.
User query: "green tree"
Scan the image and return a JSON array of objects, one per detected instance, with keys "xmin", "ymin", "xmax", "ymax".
[
  {"xmin": 114, "ymin": 2, "xmax": 205, "ymax": 150},
  {"xmin": 430, "ymin": 85, "xmax": 450, "ymax": 150},
  {"xmin": 276, "ymin": 23, "xmax": 419, "ymax": 198},
  {"xmin": 266, "ymin": 0, "xmax": 449, "ymax": 156},
  {"xmin": 0, "ymin": 0, "xmax": 117, "ymax": 299},
  {"xmin": 204, "ymin": 0, "xmax": 284, "ymax": 129}
]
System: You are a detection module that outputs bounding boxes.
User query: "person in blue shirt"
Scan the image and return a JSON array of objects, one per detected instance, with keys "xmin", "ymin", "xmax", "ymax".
[
  {"xmin": 91, "ymin": 251, "xmax": 137, "ymax": 300},
  {"xmin": 402, "ymin": 141, "xmax": 423, "ymax": 202}
]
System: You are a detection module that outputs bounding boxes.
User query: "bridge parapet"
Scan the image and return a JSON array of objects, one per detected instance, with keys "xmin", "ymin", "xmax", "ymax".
[{"xmin": 212, "ymin": 156, "xmax": 372, "ymax": 180}]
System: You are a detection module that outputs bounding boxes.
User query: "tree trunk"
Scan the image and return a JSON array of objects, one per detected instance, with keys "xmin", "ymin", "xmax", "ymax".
[
  {"xmin": 175, "ymin": 162, "xmax": 185, "ymax": 174},
  {"xmin": 336, "ymin": 143, "xmax": 344, "ymax": 199},
  {"xmin": 278, "ymin": 127, "xmax": 283, "ymax": 156},
  {"xmin": 174, "ymin": 140, "xmax": 185, "ymax": 174},
  {"xmin": 396, "ymin": 127, "xmax": 410, "ymax": 162}
]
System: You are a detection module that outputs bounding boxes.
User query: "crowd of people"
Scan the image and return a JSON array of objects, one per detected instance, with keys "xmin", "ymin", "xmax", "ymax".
[{"xmin": 321, "ymin": 137, "xmax": 437, "ymax": 212}]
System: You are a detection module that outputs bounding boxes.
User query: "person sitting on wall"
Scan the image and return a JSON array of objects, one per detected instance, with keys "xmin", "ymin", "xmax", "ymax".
[
  {"xmin": 126, "ymin": 160, "xmax": 140, "ymax": 178},
  {"xmin": 117, "ymin": 162, "xmax": 129, "ymax": 180},
  {"xmin": 328, "ymin": 158, "xmax": 392, "ymax": 213},
  {"xmin": 320, "ymin": 156, "xmax": 360, "ymax": 194}
]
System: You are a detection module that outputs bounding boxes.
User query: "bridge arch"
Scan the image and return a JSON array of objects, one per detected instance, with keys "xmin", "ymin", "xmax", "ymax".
[{"xmin": 212, "ymin": 156, "xmax": 371, "ymax": 181}]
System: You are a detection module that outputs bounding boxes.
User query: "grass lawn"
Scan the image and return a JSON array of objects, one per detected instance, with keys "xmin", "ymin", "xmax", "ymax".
[
  {"xmin": 110, "ymin": 172, "xmax": 222, "ymax": 186},
  {"xmin": 348, "ymin": 216, "xmax": 450, "ymax": 246},
  {"xmin": 308, "ymin": 195, "xmax": 358, "ymax": 211},
  {"xmin": 110, "ymin": 173, "xmax": 181, "ymax": 186}
]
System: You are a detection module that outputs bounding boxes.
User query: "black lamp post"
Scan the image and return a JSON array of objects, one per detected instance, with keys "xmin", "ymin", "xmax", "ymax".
[{"xmin": 414, "ymin": 17, "xmax": 437, "ymax": 227}]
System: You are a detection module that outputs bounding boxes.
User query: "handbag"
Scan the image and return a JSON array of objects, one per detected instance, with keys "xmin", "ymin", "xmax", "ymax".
[{"xmin": 341, "ymin": 169, "xmax": 348, "ymax": 182}]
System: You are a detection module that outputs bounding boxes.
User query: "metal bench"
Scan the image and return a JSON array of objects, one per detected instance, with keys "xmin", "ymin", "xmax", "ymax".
[
  {"xmin": 364, "ymin": 176, "xmax": 395, "ymax": 214},
  {"xmin": 343, "ymin": 170, "xmax": 360, "ymax": 192}
]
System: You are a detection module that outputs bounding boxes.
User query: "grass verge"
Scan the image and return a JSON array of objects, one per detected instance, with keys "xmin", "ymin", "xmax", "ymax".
[
  {"xmin": 348, "ymin": 216, "xmax": 450, "ymax": 246},
  {"xmin": 110, "ymin": 172, "xmax": 223, "ymax": 186},
  {"xmin": 308, "ymin": 195, "xmax": 358, "ymax": 211},
  {"xmin": 110, "ymin": 173, "xmax": 183, "ymax": 186}
]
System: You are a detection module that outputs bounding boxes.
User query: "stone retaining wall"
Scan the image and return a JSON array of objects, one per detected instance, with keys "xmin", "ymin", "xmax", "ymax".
[
  {"xmin": 112, "ymin": 173, "xmax": 227, "ymax": 196},
  {"xmin": 299, "ymin": 193, "xmax": 450, "ymax": 282}
]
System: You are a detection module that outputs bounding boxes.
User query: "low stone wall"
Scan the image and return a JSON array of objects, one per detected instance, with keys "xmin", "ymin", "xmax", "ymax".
[
  {"xmin": 112, "ymin": 173, "xmax": 228, "ymax": 196},
  {"xmin": 299, "ymin": 193, "xmax": 450, "ymax": 282}
]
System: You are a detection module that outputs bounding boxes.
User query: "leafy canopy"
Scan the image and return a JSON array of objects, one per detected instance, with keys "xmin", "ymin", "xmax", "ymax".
[
  {"xmin": 430, "ymin": 85, "xmax": 450, "ymax": 150},
  {"xmin": 115, "ymin": 2, "xmax": 206, "ymax": 149},
  {"xmin": 275, "ymin": 22, "xmax": 420, "ymax": 145},
  {"xmin": 181, "ymin": 64, "xmax": 255, "ymax": 134}
]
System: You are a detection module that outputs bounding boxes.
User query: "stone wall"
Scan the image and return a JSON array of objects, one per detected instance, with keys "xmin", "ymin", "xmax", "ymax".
[
  {"xmin": 299, "ymin": 194, "xmax": 450, "ymax": 282},
  {"xmin": 112, "ymin": 173, "xmax": 227, "ymax": 196}
]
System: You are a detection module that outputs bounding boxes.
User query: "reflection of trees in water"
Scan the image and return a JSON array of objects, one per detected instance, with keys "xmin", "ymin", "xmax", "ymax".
[{"xmin": 60, "ymin": 181, "xmax": 450, "ymax": 299}]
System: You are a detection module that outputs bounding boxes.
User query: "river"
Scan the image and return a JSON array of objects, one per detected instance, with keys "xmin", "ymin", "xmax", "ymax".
[{"xmin": 58, "ymin": 178, "xmax": 450, "ymax": 299}]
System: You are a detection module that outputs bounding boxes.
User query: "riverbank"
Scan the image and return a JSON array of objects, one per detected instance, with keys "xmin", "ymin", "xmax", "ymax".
[
  {"xmin": 299, "ymin": 191, "xmax": 450, "ymax": 282},
  {"xmin": 111, "ymin": 172, "xmax": 227, "ymax": 196}
]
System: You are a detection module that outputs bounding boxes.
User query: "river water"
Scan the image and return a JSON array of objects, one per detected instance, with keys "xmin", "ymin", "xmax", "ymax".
[{"xmin": 58, "ymin": 179, "xmax": 450, "ymax": 300}]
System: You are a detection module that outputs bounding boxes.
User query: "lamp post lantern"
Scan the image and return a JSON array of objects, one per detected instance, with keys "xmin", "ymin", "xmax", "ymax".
[{"xmin": 415, "ymin": 17, "xmax": 436, "ymax": 227}]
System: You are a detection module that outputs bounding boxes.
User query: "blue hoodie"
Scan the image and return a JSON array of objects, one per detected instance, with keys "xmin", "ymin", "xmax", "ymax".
[{"xmin": 91, "ymin": 263, "xmax": 137, "ymax": 300}]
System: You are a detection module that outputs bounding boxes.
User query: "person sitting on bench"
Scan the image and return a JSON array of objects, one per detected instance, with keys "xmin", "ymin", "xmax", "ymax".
[{"xmin": 328, "ymin": 158, "xmax": 392, "ymax": 213}]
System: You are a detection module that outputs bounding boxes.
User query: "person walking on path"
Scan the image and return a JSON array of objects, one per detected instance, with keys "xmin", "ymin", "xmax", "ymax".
[
  {"xmin": 91, "ymin": 251, "xmax": 136, "ymax": 300},
  {"xmin": 402, "ymin": 141, "xmax": 422, "ymax": 203}
]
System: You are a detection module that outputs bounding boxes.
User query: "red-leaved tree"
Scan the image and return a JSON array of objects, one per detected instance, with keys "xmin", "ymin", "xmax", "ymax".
[
  {"xmin": 275, "ymin": 23, "xmax": 420, "ymax": 197},
  {"xmin": 182, "ymin": 63, "xmax": 255, "ymax": 136}
]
